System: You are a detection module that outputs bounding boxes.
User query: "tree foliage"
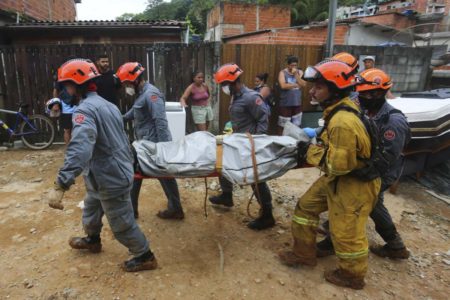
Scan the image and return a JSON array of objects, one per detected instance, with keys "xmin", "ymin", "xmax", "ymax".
[{"xmin": 116, "ymin": 0, "xmax": 367, "ymax": 34}]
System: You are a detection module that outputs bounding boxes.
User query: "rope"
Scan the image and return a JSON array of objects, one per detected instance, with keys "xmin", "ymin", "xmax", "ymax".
[
  {"xmin": 245, "ymin": 132, "xmax": 262, "ymax": 219},
  {"xmin": 203, "ymin": 177, "xmax": 208, "ymax": 218}
]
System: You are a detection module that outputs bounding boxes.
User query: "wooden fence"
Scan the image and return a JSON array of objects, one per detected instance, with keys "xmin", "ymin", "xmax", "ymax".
[
  {"xmin": 220, "ymin": 44, "xmax": 323, "ymax": 133},
  {"xmin": 0, "ymin": 43, "xmax": 220, "ymax": 142},
  {"xmin": 0, "ymin": 42, "xmax": 324, "ymax": 142}
]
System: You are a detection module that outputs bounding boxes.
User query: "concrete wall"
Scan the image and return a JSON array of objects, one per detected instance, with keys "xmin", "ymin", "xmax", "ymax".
[
  {"xmin": 347, "ymin": 23, "xmax": 414, "ymax": 46},
  {"xmin": 0, "ymin": 0, "xmax": 77, "ymax": 21},
  {"xmin": 335, "ymin": 45, "xmax": 433, "ymax": 93}
]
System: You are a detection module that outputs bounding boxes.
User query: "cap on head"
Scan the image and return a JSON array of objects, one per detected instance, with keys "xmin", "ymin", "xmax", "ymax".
[{"xmin": 363, "ymin": 55, "xmax": 375, "ymax": 62}]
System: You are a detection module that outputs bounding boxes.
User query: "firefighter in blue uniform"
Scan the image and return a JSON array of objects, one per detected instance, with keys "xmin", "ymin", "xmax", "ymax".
[
  {"xmin": 209, "ymin": 63, "xmax": 275, "ymax": 230},
  {"xmin": 47, "ymin": 59, "xmax": 157, "ymax": 272},
  {"xmin": 117, "ymin": 62, "xmax": 184, "ymax": 220}
]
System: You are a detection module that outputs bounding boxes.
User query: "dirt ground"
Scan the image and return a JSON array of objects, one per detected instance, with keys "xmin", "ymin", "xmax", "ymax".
[{"xmin": 0, "ymin": 147, "xmax": 449, "ymax": 300}]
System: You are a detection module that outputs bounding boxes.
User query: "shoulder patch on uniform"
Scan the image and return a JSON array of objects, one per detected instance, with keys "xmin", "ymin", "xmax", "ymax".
[
  {"xmin": 255, "ymin": 98, "xmax": 263, "ymax": 106},
  {"xmin": 74, "ymin": 114, "xmax": 85, "ymax": 124},
  {"xmin": 384, "ymin": 129, "xmax": 396, "ymax": 140},
  {"xmin": 150, "ymin": 94, "xmax": 158, "ymax": 102}
]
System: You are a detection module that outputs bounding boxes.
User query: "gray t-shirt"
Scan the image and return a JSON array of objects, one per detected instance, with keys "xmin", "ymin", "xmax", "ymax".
[{"xmin": 280, "ymin": 70, "xmax": 302, "ymax": 107}]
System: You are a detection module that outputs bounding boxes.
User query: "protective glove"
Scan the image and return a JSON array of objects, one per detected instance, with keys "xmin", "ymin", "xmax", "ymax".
[
  {"xmin": 297, "ymin": 141, "xmax": 311, "ymax": 167},
  {"xmin": 48, "ymin": 183, "xmax": 65, "ymax": 210},
  {"xmin": 302, "ymin": 127, "xmax": 317, "ymax": 138}
]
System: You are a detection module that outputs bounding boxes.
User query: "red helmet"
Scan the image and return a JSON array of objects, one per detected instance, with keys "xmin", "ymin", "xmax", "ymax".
[
  {"xmin": 356, "ymin": 68, "xmax": 392, "ymax": 92},
  {"xmin": 303, "ymin": 59, "xmax": 357, "ymax": 89},
  {"xmin": 332, "ymin": 52, "xmax": 359, "ymax": 73},
  {"xmin": 214, "ymin": 63, "xmax": 243, "ymax": 84},
  {"xmin": 58, "ymin": 59, "xmax": 100, "ymax": 85},
  {"xmin": 116, "ymin": 62, "xmax": 145, "ymax": 83}
]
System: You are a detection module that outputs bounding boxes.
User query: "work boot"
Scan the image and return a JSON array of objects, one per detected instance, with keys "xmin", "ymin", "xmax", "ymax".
[
  {"xmin": 156, "ymin": 209, "xmax": 184, "ymax": 220},
  {"xmin": 122, "ymin": 250, "xmax": 158, "ymax": 272},
  {"xmin": 370, "ymin": 244, "xmax": 410, "ymax": 259},
  {"xmin": 69, "ymin": 235, "xmax": 102, "ymax": 253},
  {"xmin": 324, "ymin": 268, "xmax": 365, "ymax": 290},
  {"xmin": 278, "ymin": 250, "xmax": 317, "ymax": 267},
  {"xmin": 209, "ymin": 192, "xmax": 234, "ymax": 208},
  {"xmin": 316, "ymin": 220, "xmax": 330, "ymax": 235},
  {"xmin": 247, "ymin": 211, "xmax": 275, "ymax": 230},
  {"xmin": 316, "ymin": 237, "xmax": 335, "ymax": 258}
]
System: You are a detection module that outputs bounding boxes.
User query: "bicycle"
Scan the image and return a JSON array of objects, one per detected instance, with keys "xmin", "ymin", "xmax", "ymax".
[{"xmin": 0, "ymin": 103, "xmax": 55, "ymax": 150}]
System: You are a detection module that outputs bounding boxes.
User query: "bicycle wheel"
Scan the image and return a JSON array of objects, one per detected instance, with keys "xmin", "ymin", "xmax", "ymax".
[{"xmin": 20, "ymin": 114, "xmax": 55, "ymax": 150}]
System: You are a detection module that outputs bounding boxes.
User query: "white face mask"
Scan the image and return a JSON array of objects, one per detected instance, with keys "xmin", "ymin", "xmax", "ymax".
[
  {"xmin": 125, "ymin": 87, "xmax": 136, "ymax": 96},
  {"xmin": 222, "ymin": 85, "xmax": 231, "ymax": 96}
]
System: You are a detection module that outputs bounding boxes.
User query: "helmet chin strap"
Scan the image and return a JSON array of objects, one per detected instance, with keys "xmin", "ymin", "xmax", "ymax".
[{"xmin": 319, "ymin": 94, "xmax": 341, "ymax": 109}]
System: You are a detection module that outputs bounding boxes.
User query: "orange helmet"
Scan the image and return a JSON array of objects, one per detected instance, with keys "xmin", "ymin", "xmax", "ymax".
[
  {"xmin": 356, "ymin": 68, "xmax": 392, "ymax": 92},
  {"xmin": 116, "ymin": 62, "xmax": 145, "ymax": 83},
  {"xmin": 332, "ymin": 52, "xmax": 358, "ymax": 72},
  {"xmin": 303, "ymin": 59, "xmax": 357, "ymax": 89},
  {"xmin": 58, "ymin": 59, "xmax": 100, "ymax": 85},
  {"xmin": 214, "ymin": 63, "xmax": 243, "ymax": 84}
]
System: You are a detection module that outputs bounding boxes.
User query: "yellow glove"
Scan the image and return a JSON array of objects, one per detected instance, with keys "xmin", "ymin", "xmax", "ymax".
[{"xmin": 48, "ymin": 183, "xmax": 65, "ymax": 210}]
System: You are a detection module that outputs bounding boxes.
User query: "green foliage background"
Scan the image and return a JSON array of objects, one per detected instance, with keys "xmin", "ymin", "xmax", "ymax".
[{"xmin": 117, "ymin": 0, "xmax": 367, "ymax": 34}]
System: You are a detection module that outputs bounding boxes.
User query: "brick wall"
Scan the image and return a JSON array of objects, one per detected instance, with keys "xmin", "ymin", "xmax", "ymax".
[
  {"xmin": 225, "ymin": 24, "xmax": 349, "ymax": 45},
  {"xmin": 207, "ymin": 2, "xmax": 290, "ymax": 33},
  {"xmin": 360, "ymin": 12, "xmax": 415, "ymax": 30},
  {"xmin": 207, "ymin": 3, "xmax": 221, "ymax": 29},
  {"xmin": 415, "ymin": 0, "xmax": 429, "ymax": 14},
  {"xmin": 0, "ymin": 0, "xmax": 77, "ymax": 21},
  {"xmin": 222, "ymin": 26, "xmax": 244, "ymax": 37}
]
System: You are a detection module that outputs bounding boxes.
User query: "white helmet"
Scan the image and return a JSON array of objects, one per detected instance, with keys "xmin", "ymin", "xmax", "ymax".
[{"xmin": 45, "ymin": 98, "xmax": 62, "ymax": 117}]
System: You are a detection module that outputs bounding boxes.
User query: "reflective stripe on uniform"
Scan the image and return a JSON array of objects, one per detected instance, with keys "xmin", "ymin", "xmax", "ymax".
[
  {"xmin": 292, "ymin": 215, "xmax": 319, "ymax": 227},
  {"xmin": 335, "ymin": 248, "xmax": 368, "ymax": 259}
]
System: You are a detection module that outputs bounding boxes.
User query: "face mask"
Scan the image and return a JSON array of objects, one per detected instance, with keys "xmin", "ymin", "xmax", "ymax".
[
  {"xmin": 125, "ymin": 87, "xmax": 135, "ymax": 96},
  {"xmin": 359, "ymin": 96, "xmax": 384, "ymax": 112},
  {"xmin": 222, "ymin": 85, "xmax": 231, "ymax": 96}
]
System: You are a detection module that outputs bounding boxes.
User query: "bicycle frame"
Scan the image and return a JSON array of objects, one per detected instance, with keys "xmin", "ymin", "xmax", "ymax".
[{"xmin": 0, "ymin": 108, "xmax": 39, "ymax": 137}]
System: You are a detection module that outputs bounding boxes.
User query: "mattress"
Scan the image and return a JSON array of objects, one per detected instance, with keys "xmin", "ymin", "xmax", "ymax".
[{"xmin": 387, "ymin": 96, "xmax": 450, "ymax": 154}]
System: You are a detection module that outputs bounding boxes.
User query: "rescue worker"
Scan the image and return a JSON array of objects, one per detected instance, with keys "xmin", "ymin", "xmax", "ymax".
[
  {"xmin": 117, "ymin": 62, "xmax": 184, "ymax": 220},
  {"xmin": 209, "ymin": 63, "xmax": 275, "ymax": 230},
  {"xmin": 316, "ymin": 69, "xmax": 411, "ymax": 259},
  {"xmin": 278, "ymin": 59, "xmax": 381, "ymax": 289},
  {"xmin": 301, "ymin": 52, "xmax": 360, "ymax": 140},
  {"xmin": 46, "ymin": 59, "xmax": 157, "ymax": 272}
]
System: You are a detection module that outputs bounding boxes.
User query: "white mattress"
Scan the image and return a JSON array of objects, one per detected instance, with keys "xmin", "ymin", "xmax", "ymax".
[{"xmin": 387, "ymin": 97, "xmax": 450, "ymax": 123}]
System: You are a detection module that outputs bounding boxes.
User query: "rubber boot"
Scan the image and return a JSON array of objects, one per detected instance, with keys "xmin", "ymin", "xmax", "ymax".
[
  {"xmin": 324, "ymin": 268, "xmax": 365, "ymax": 290},
  {"xmin": 156, "ymin": 209, "xmax": 184, "ymax": 220},
  {"xmin": 209, "ymin": 192, "xmax": 234, "ymax": 208},
  {"xmin": 316, "ymin": 236, "xmax": 335, "ymax": 257},
  {"xmin": 122, "ymin": 250, "xmax": 158, "ymax": 272},
  {"xmin": 69, "ymin": 235, "xmax": 102, "ymax": 253},
  {"xmin": 278, "ymin": 240, "xmax": 317, "ymax": 267},
  {"xmin": 278, "ymin": 250, "xmax": 317, "ymax": 267},
  {"xmin": 247, "ymin": 208, "xmax": 275, "ymax": 230},
  {"xmin": 370, "ymin": 244, "xmax": 410, "ymax": 259},
  {"xmin": 370, "ymin": 233, "xmax": 410, "ymax": 259}
]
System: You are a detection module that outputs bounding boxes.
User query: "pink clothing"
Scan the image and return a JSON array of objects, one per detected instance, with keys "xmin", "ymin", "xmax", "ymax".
[{"xmin": 190, "ymin": 84, "xmax": 209, "ymax": 106}]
